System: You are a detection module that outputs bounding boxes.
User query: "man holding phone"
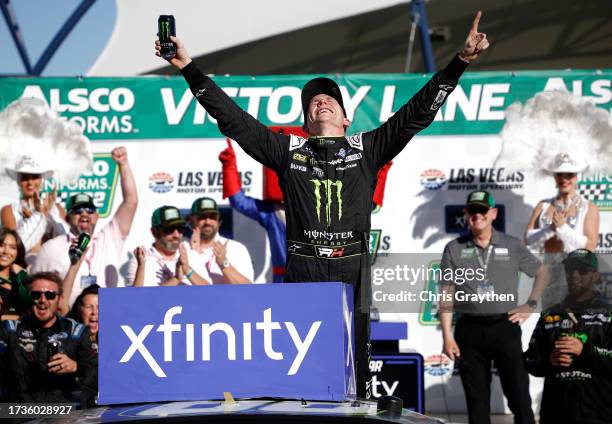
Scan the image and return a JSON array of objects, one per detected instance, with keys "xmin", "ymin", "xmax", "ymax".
[
  {"xmin": 155, "ymin": 12, "xmax": 490, "ymax": 398},
  {"xmin": 524, "ymin": 249, "xmax": 612, "ymax": 424},
  {"xmin": 0, "ymin": 272, "xmax": 97, "ymax": 405}
]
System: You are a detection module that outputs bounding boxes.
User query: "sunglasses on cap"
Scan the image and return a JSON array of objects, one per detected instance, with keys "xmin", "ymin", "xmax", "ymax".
[
  {"xmin": 564, "ymin": 263, "xmax": 593, "ymax": 276},
  {"xmin": 30, "ymin": 290, "xmax": 59, "ymax": 301},
  {"xmin": 71, "ymin": 207, "xmax": 96, "ymax": 215},
  {"xmin": 467, "ymin": 205, "xmax": 490, "ymax": 215},
  {"xmin": 159, "ymin": 224, "xmax": 186, "ymax": 235}
]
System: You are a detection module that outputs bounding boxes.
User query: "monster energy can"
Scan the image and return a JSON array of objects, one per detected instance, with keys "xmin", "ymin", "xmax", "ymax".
[{"xmin": 158, "ymin": 15, "xmax": 176, "ymax": 60}]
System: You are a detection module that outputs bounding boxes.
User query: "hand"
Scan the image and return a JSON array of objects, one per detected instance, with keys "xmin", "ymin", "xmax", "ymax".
[
  {"xmin": 34, "ymin": 188, "xmax": 56, "ymax": 216},
  {"xmin": 550, "ymin": 350, "xmax": 573, "ymax": 367},
  {"xmin": 508, "ymin": 304, "xmax": 535, "ymax": 324},
  {"xmin": 219, "ymin": 139, "xmax": 237, "ymax": 166},
  {"xmin": 213, "ymin": 240, "xmax": 228, "ymax": 268},
  {"xmin": 190, "ymin": 226, "xmax": 200, "ymax": 250},
  {"xmin": 458, "ymin": 11, "xmax": 490, "ymax": 63},
  {"xmin": 154, "ymin": 36, "xmax": 192, "ymax": 69},
  {"xmin": 69, "ymin": 237, "xmax": 89, "ymax": 266},
  {"xmin": 111, "ymin": 146, "xmax": 128, "ymax": 166},
  {"xmin": 178, "ymin": 244, "xmax": 191, "ymax": 276},
  {"xmin": 134, "ymin": 246, "xmax": 146, "ymax": 265},
  {"xmin": 552, "ymin": 211, "xmax": 567, "ymax": 229},
  {"xmin": 555, "ymin": 336, "xmax": 584, "ymax": 356},
  {"xmin": 48, "ymin": 353, "xmax": 77, "ymax": 374},
  {"xmin": 443, "ymin": 337, "xmax": 461, "ymax": 361},
  {"xmin": 43, "ymin": 188, "xmax": 57, "ymax": 215},
  {"xmin": 19, "ymin": 198, "xmax": 34, "ymax": 219}
]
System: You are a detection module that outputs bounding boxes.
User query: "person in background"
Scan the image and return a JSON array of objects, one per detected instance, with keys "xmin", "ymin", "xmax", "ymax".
[
  {"xmin": 1, "ymin": 156, "xmax": 65, "ymax": 256},
  {"xmin": 440, "ymin": 190, "xmax": 548, "ymax": 424},
  {"xmin": 524, "ymin": 249, "xmax": 611, "ymax": 424},
  {"xmin": 0, "ymin": 228, "xmax": 30, "ymax": 320},
  {"xmin": 128, "ymin": 206, "xmax": 210, "ymax": 286},
  {"xmin": 524, "ymin": 152, "xmax": 600, "ymax": 309},
  {"xmin": 0, "ymin": 272, "xmax": 97, "ymax": 405},
  {"xmin": 494, "ymin": 91, "xmax": 610, "ymax": 310},
  {"xmin": 32, "ymin": 146, "xmax": 138, "ymax": 307},
  {"xmin": 525, "ymin": 153, "xmax": 599, "ymax": 254},
  {"xmin": 186, "ymin": 197, "xmax": 253, "ymax": 284},
  {"xmin": 68, "ymin": 284, "xmax": 99, "ymax": 353}
]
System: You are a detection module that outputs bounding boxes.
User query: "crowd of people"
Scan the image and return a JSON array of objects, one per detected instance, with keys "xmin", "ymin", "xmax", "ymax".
[{"xmin": 0, "ymin": 10, "xmax": 610, "ymax": 424}]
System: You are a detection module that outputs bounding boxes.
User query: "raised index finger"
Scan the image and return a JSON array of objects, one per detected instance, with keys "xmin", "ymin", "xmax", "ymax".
[{"xmin": 471, "ymin": 10, "xmax": 482, "ymax": 33}]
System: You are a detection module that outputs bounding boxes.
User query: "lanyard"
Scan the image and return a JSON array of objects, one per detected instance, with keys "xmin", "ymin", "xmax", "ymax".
[
  {"xmin": 76, "ymin": 235, "xmax": 97, "ymax": 276},
  {"xmin": 475, "ymin": 245, "xmax": 493, "ymax": 276}
]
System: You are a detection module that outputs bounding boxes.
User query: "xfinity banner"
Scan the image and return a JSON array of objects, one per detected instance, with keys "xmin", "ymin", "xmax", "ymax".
[{"xmin": 98, "ymin": 283, "xmax": 355, "ymax": 404}]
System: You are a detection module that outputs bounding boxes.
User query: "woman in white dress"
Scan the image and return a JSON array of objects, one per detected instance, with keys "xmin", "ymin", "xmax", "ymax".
[
  {"xmin": 525, "ymin": 152, "xmax": 599, "ymax": 254},
  {"xmin": 495, "ymin": 91, "xmax": 611, "ymax": 308},
  {"xmin": 1, "ymin": 155, "xmax": 67, "ymax": 254}
]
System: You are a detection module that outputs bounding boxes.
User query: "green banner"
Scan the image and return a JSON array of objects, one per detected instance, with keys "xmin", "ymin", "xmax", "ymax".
[
  {"xmin": 0, "ymin": 69, "xmax": 609, "ymax": 139},
  {"xmin": 42, "ymin": 153, "xmax": 119, "ymax": 218}
]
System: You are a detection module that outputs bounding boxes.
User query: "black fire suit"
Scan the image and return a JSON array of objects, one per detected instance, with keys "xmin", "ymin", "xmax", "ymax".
[
  {"xmin": 524, "ymin": 296, "xmax": 612, "ymax": 424},
  {"xmin": 181, "ymin": 55, "xmax": 467, "ymax": 397},
  {"xmin": 0, "ymin": 314, "xmax": 98, "ymax": 406}
]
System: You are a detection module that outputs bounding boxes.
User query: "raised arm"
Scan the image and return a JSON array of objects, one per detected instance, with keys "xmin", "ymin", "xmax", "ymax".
[
  {"xmin": 156, "ymin": 37, "xmax": 289, "ymax": 172},
  {"xmin": 111, "ymin": 147, "xmax": 138, "ymax": 238},
  {"xmin": 366, "ymin": 11, "xmax": 490, "ymax": 169}
]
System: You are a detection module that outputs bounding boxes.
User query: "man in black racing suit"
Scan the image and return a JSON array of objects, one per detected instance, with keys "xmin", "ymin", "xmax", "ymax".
[
  {"xmin": 156, "ymin": 11, "xmax": 490, "ymax": 398},
  {"xmin": 0, "ymin": 272, "xmax": 98, "ymax": 406},
  {"xmin": 524, "ymin": 249, "xmax": 612, "ymax": 424}
]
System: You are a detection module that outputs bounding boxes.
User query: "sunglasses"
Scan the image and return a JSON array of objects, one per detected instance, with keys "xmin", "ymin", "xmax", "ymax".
[
  {"xmin": 159, "ymin": 225, "xmax": 186, "ymax": 235},
  {"xmin": 197, "ymin": 213, "xmax": 220, "ymax": 221},
  {"xmin": 564, "ymin": 265, "xmax": 593, "ymax": 276},
  {"xmin": 71, "ymin": 207, "xmax": 96, "ymax": 215},
  {"xmin": 467, "ymin": 205, "xmax": 490, "ymax": 216},
  {"xmin": 30, "ymin": 290, "xmax": 59, "ymax": 301},
  {"xmin": 555, "ymin": 173, "xmax": 577, "ymax": 179}
]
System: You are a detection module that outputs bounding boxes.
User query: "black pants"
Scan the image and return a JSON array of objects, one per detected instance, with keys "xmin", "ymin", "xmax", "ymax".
[
  {"xmin": 354, "ymin": 310, "xmax": 372, "ymax": 399},
  {"xmin": 455, "ymin": 316, "xmax": 534, "ymax": 424}
]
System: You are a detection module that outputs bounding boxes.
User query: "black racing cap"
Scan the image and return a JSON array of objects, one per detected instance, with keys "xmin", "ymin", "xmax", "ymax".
[
  {"xmin": 66, "ymin": 193, "xmax": 96, "ymax": 212},
  {"xmin": 301, "ymin": 77, "xmax": 346, "ymax": 119},
  {"xmin": 563, "ymin": 249, "xmax": 598, "ymax": 271},
  {"xmin": 466, "ymin": 190, "xmax": 495, "ymax": 209},
  {"xmin": 151, "ymin": 206, "xmax": 186, "ymax": 228}
]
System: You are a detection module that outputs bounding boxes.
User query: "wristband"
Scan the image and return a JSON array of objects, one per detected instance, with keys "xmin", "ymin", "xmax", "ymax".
[{"xmin": 186, "ymin": 269, "xmax": 194, "ymax": 279}]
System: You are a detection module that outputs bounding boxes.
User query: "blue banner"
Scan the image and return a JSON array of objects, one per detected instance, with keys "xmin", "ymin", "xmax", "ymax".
[{"xmin": 98, "ymin": 283, "xmax": 355, "ymax": 404}]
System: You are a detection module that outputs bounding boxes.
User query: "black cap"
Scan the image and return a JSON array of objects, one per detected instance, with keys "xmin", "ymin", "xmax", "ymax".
[
  {"xmin": 191, "ymin": 197, "xmax": 219, "ymax": 215},
  {"xmin": 466, "ymin": 190, "xmax": 495, "ymax": 209},
  {"xmin": 66, "ymin": 193, "xmax": 96, "ymax": 212},
  {"xmin": 151, "ymin": 206, "xmax": 186, "ymax": 228},
  {"xmin": 563, "ymin": 249, "xmax": 598, "ymax": 271},
  {"xmin": 301, "ymin": 77, "xmax": 346, "ymax": 119}
]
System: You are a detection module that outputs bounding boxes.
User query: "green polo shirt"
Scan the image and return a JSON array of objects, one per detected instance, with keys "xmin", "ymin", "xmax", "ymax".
[{"xmin": 440, "ymin": 229, "xmax": 541, "ymax": 315}]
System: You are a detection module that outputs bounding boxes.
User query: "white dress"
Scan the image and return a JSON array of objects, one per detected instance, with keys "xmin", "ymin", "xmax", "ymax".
[
  {"xmin": 525, "ymin": 195, "xmax": 589, "ymax": 254},
  {"xmin": 526, "ymin": 195, "xmax": 589, "ymax": 308}
]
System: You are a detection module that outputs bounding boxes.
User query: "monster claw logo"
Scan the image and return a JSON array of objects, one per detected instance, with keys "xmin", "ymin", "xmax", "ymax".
[
  {"xmin": 160, "ymin": 21, "xmax": 170, "ymax": 40},
  {"xmin": 311, "ymin": 179, "xmax": 343, "ymax": 224}
]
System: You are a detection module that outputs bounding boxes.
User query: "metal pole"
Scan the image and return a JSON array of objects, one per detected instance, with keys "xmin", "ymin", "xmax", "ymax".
[
  {"xmin": 0, "ymin": 0, "xmax": 32, "ymax": 74},
  {"xmin": 33, "ymin": 0, "xmax": 97, "ymax": 76},
  {"xmin": 410, "ymin": 0, "xmax": 436, "ymax": 72}
]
